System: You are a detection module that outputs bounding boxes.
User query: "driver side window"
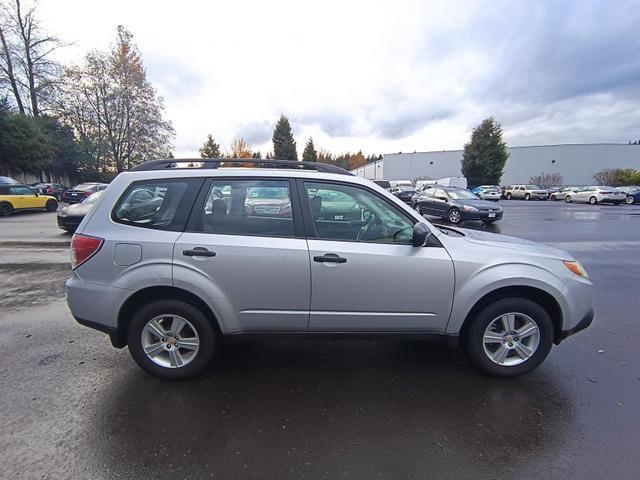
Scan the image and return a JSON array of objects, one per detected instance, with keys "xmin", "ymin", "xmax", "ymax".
[{"xmin": 304, "ymin": 182, "xmax": 414, "ymax": 244}]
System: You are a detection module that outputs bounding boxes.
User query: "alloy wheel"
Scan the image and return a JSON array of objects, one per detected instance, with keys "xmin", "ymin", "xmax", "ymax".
[
  {"xmin": 589, "ymin": 196, "xmax": 597, "ymax": 205},
  {"xmin": 141, "ymin": 314, "xmax": 200, "ymax": 368},
  {"xmin": 482, "ymin": 312, "xmax": 540, "ymax": 366},
  {"xmin": 448, "ymin": 209, "xmax": 461, "ymax": 224},
  {"xmin": 626, "ymin": 196, "xmax": 634, "ymax": 204}
]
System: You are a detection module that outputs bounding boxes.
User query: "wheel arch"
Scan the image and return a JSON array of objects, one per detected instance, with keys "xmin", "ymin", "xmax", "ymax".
[
  {"xmin": 457, "ymin": 285, "xmax": 564, "ymax": 347},
  {"xmin": 116, "ymin": 286, "xmax": 221, "ymax": 347}
]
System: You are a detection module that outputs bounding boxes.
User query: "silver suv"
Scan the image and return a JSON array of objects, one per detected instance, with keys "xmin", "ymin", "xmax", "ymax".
[{"xmin": 66, "ymin": 159, "xmax": 593, "ymax": 379}]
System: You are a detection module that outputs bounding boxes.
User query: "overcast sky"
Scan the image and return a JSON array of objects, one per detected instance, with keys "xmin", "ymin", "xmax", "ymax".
[{"xmin": 41, "ymin": 0, "xmax": 640, "ymax": 157}]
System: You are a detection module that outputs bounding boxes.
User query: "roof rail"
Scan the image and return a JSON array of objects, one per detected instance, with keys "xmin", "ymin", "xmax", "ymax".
[{"xmin": 130, "ymin": 158, "xmax": 353, "ymax": 176}]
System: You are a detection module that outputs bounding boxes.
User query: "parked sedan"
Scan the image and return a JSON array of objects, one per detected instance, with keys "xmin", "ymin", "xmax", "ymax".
[
  {"xmin": 414, "ymin": 186, "xmax": 503, "ymax": 224},
  {"xmin": 57, "ymin": 191, "xmax": 103, "ymax": 232},
  {"xmin": 549, "ymin": 186, "xmax": 580, "ymax": 201},
  {"xmin": 616, "ymin": 186, "xmax": 640, "ymax": 205},
  {"xmin": 391, "ymin": 185, "xmax": 417, "ymax": 205},
  {"xmin": 471, "ymin": 186, "xmax": 501, "ymax": 201},
  {"xmin": 62, "ymin": 183, "xmax": 108, "ymax": 203},
  {"xmin": 31, "ymin": 182, "xmax": 68, "ymax": 201},
  {"xmin": 564, "ymin": 186, "xmax": 626, "ymax": 205}
]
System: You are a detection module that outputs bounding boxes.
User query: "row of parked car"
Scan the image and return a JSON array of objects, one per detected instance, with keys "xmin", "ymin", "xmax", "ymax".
[
  {"xmin": 0, "ymin": 175, "xmax": 109, "ymax": 218},
  {"xmin": 504, "ymin": 184, "xmax": 639, "ymax": 205}
]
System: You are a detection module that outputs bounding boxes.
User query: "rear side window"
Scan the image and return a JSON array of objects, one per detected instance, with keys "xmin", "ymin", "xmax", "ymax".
[
  {"xmin": 195, "ymin": 179, "xmax": 295, "ymax": 237},
  {"xmin": 113, "ymin": 178, "xmax": 201, "ymax": 231}
]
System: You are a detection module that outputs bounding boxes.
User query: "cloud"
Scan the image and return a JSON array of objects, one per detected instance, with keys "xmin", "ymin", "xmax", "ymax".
[{"xmin": 41, "ymin": 0, "xmax": 640, "ymax": 154}]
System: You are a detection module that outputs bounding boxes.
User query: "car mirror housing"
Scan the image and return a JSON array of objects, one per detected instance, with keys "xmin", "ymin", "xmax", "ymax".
[{"xmin": 412, "ymin": 222, "xmax": 432, "ymax": 247}]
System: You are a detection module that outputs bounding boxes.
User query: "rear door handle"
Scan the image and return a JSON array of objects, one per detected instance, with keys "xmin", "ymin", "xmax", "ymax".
[
  {"xmin": 183, "ymin": 247, "xmax": 216, "ymax": 257},
  {"xmin": 313, "ymin": 253, "xmax": 347, "ymax": 263}
]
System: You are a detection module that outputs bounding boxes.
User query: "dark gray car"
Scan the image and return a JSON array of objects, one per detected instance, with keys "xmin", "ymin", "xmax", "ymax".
[{"xmin": 414, "ymin": 187, "xmax": 503, "ymax": 224}]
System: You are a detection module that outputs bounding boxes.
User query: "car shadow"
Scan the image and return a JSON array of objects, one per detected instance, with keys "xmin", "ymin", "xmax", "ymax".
[{"xmin": 83, "ymin": 340, "xmax": 572, "ymax": 479}]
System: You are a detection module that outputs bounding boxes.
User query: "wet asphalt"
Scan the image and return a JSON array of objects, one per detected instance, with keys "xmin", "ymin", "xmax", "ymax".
[{"xmin": 0, "ymin": 201, "xmax": 639, "ymax": 479}]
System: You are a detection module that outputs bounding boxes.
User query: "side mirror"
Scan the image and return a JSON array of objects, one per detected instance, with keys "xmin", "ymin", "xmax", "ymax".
[{"xmin": 412, "ymin": 222, "xmax": 432, "ymax": 247}]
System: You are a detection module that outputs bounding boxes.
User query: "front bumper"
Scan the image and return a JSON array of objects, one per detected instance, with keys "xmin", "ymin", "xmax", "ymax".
[
  {"xmin": 557, "ymin": 307, "xmax": 594, "ymax": 343},
  {"xmin": 57, "ymin": 215, "xmax": 81, "ymax": 231},
  {"xmin": 463, "ymin": 210, "xmax": 504, "ymax": 221}
]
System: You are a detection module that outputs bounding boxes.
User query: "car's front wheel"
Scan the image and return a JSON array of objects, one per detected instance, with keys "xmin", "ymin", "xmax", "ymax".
[
  {"xmin": 565, "ymin": 195, "xmax": 572, "ymax": 203},
  {"xmin": 465, "ymin": 297, "xmax": 554, "ymax": 377},
  {"xmin": 415, "ymin": 204, "xmax": 424, "ymax": 215},
  {"xmin": 127, "ymin": 299, "xmax": 217, "ymax": 380},
  {"xmin": 589, "ymin": 196, "xmax": 598, "ymax": 205},
  {"xmin": 448, "ymin": 208, "xmax": 462, "ymax": 224},
  {"xmin": 525, "ymin": 193, "xmax": 531, "ymax": 200}
]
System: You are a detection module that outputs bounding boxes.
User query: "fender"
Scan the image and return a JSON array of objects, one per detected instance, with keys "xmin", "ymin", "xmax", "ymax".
[{"xmin": 446, "ymin": 261, "xmax": 569, "ymax": 334}]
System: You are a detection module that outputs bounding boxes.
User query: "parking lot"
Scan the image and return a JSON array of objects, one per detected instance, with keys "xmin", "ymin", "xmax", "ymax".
[{"xmin": 1, "ymin": 200, "xmax": 639, "ymax": 479}]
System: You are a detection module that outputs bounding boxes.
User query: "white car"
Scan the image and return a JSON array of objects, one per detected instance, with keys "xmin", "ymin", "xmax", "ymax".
[
  {"xmin": 564, "ymin": 186, "xmax": 626, "ymax": 205},
  {"xmin": 472, "ymin": 186, "xmax": 501, "ymax": 201}
]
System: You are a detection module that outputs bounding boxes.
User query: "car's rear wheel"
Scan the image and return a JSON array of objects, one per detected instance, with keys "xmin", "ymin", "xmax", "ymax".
[
  {"xmin": 0, "ymin": 202, "xmax": 13, "ymax": 216},
  {"xmin": 626, "ymin": 196, "xmax": 635, "ymax": 205},
  {"xmin": 127, "ymin": 299, "xmax": 217, "ymax": 380},
  {"xmin": 589, "ymin": 196, "xmax": 597, "ymax": 205},
  {"xmin": 45, "ymin": 199, "xmax": 58, "ymax": 212},
  {"xmin": 416, "ymin": 204, "xmax": 424, "ymax": 215},
  {"xmin": 506, "ymin": 193, "xmax": 512, "ymax": 200},
  {"xmin": 466, "ymin": 297, "xmax": 554, "ymax": 377},
  {"xmin": 448, "ymin": 208, "xmax": 462, "ymax": 224},
  {"xmin": 565, "ymin": 195, "xmax": 572, "ymax": 203}
]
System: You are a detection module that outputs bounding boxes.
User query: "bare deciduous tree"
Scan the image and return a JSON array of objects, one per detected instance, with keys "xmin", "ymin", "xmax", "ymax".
[
  {"xmin": 0, "ymin": 0, "xmax": 62, "ymax": 116},
  {"xmin": 593, "ymin": 168, "xmax": 618, "ymax": 186},
  {"xmin": 529, "ymin": 172, "xmax": 563, "ymax": 189}
]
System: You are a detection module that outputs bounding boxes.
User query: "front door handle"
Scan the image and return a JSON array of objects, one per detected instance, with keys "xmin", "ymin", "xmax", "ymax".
[
  {"xmin": 183, "ymin": 247, "xmax": 216, "ymax": 257},
  {"xmin": 313, "ymin": 253, "xmax": 347, "ymax": 263}
]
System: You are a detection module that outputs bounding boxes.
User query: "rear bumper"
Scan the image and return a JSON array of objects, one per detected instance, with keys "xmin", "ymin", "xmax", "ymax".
[
  {"xmin": 557, "ymin": 307, "xmax": 594, "ymax": 344},
  {"xmin": 66, "ymin": 273, "xmax": 130, "ymax": 347}
]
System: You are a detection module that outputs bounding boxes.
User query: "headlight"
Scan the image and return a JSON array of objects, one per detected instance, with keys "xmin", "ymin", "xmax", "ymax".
[
  {"xmin": 58, "ymin": 209, "xmax": 67, "ymax": 217},
  {"xmin": 563, "ymin": 260, "xmax": 589, "ymax": 279},
  {"xmin": 462, "ymin": 205, "xmax": 478, "ymax": 212}
]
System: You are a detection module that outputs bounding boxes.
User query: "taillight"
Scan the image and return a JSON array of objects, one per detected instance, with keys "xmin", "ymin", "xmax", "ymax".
[{"xmin": 70, "ymin": 234, "xmax": 103, "ymax": 269}]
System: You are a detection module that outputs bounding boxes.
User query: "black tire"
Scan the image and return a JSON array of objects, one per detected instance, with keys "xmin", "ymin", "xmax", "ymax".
[
  {"xmin": 45, "ymin": 199, "xmax": 58, "ymax": 212},
  {"xmin": 626, "ymin": 196, "xmax": 635, "ymax": 205},
  {"xmin": 448, "ymin": 208, "xmax": 462, "ymax": 224},
  {"xmin": 0, "ymin": 202, "xmax": 13, "ymax": 216},
  {"xmin": 465, "ymin": 297, "xmax": 554, "ymax": 377},
  {"xmin": 525, "ymin": 193, "xmax": 531, "ymax": 200},
  {"xmin": 127, "ymin": 299, "xmax": 217, "ymax": 380},
  {"xmin": 589, "ymin": 196, "xmax": 597, "ymax": 205},
  {"xmin": 565, "ymin": 195, "xmax": 572, "ymax": 203},
  {"xmin": 415, "ymin": 204, "xmax": 423, "ymax": 215},
  {"xmin": 506, "ymin": 193, "xmax": 512, "ymax": 200}
]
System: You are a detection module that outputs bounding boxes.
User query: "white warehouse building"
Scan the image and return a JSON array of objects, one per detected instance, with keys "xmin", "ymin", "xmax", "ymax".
[{"xmin": 352, "ymin": 143, "xmax": 640, "ymax": 185}]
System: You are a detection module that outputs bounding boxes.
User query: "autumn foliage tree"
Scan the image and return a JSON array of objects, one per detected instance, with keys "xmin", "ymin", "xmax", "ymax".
[{"xmin": 56, "ymin": 26, "xmax": 174, "ymax": 173}]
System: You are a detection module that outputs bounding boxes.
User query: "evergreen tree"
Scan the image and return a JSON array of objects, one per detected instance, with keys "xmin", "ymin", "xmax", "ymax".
[
  {"xmin": 302, "ymin": 137, "xmax": 317, "ymax": 162},
  {"xmin": 199, "ymin": 134, "xmax": 221, "ymax": 158},
  {"xmin": 272, "ymin": 114, "xmax": 297, "ymax": 160},
  {"xmin": 461, "ymin": 117, "xmax": 509, "ymax": 187}
]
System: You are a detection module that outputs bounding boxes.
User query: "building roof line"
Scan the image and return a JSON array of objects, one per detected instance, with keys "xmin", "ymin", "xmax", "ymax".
[{"xmin": 384, "ymin": 142, "xmax": 637, "ymax": 156}]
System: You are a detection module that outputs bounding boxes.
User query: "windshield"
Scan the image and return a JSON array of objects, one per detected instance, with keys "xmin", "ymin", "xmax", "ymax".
[
  {"xmin": 448, "ymin": 189, "xmax": 477, "ymax": 200},
  {"xmin": 395, "ymin": 185, "xmax": 415, "ymax": 192}
]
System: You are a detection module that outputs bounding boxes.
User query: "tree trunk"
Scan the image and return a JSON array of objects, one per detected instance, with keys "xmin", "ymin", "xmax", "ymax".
[{"xmin": 0, "ymin": 24, "xmax": 25, "ymax": 114}]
